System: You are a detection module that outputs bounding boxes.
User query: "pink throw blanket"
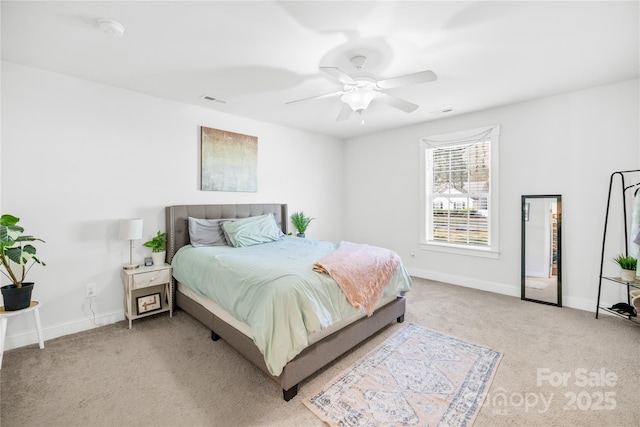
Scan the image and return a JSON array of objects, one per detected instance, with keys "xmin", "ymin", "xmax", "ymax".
[{"xmin": 313, "ymin": 241, "xmax": 401, "ymax": 316}]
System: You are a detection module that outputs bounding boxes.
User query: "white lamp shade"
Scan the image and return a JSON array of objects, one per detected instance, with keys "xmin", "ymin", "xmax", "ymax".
[
  {"xmin": 119, "ymin": 218, "xmax": 143, "ymax": 240},
  {"xmin": 341, "ymin": 89, "xmax": 376, "ymax": 112}
]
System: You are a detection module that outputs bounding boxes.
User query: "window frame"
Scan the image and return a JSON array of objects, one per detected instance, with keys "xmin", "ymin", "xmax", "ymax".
[{"xmin": 419, "ymin": 125, "xmax": 500, "ymax": 259}]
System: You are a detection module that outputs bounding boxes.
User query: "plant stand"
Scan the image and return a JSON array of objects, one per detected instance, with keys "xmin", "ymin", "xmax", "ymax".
[{"xmin": 0, "ymin": 301, "xmax": 45, "ymax": 368}]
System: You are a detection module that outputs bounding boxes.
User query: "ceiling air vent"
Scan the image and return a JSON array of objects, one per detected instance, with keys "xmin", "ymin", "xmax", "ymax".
[{"xmin": 200, "ymin": 95, "xmax": 227, "ymax": 104}]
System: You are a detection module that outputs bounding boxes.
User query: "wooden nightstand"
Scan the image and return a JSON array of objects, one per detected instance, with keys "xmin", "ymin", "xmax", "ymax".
[{"xmin": 122, "ymin": 264, "xmax": 173, "ymax": 329}]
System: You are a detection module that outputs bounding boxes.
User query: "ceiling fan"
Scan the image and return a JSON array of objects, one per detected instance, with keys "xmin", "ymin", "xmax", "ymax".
[{"xmin": 287, "ymin": 55, "xmax": 437, "ymax": 122}]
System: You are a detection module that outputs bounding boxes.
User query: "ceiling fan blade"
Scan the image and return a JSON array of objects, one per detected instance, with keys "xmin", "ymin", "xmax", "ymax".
[
  {"xmin": 376, "ymin": 92, "xmax": 419, "ymax": 113},
  {"xmin": 286, "ymin": 90, "xmax": 344, "ymax": 105},
  {"xmin": 336, "ymin": 103, "xmax": 352, "ymax": 121},
  {"xmin": 320, "ymin": 67, "xmax": 357, "ymax": 85},
  {"xmin": 377, "ymin": 70, "xmax": 437, "ymax": 90}
]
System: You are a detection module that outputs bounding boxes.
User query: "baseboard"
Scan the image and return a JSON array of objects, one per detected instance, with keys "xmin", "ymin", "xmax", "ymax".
[
  {"xmin": 3, "ymin": 272, "xmax": 610, "ymax": 351},
  {"xmin": 4, "ymin": 309, "xmax": 124, "ymax": 351},
  {"xmin": 407, "ymin": 267, "xmax": 520, "ymax": 298},
  {"xmin": 407, "ymin": 267, "xmax": 599, "ymax": 313},
  {"xmin": 563, "ymin": 295, "xmax": 600, "ymax": 313}
]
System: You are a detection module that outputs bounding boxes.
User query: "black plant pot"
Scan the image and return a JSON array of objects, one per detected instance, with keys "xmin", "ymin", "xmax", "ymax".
[
  {"xmin": 296, "ymin": 233, "xmax": 305, "ymax": 238},
  {"xmin": 1, "ymin": 282, "xmax": 34, "ymax": 311}
]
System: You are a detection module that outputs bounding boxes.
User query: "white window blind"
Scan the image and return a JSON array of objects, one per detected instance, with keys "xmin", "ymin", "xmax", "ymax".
[{"xmin": 420, "ymin": 126, "xmax": 500, "ymax": 258}]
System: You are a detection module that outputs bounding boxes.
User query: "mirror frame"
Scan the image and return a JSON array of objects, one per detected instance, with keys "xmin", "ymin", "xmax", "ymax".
[{"xmin": 521, "ymin": 194, "xmax": 562, "ymax": 307}]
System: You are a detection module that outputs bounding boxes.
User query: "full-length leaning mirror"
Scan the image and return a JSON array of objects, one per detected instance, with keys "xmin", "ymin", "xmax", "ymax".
[{"xmin": 521, "ymin": 195, "xmax": 562, "ymax": 306}]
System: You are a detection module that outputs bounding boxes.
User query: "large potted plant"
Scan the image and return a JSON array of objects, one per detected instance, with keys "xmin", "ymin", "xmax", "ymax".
[
  {"xmin": 144, "ymin": 231, "xmax": 167, "ymax": 266},
  {"xmin": 290, "ymin": 212, "xmax": 314, "ymax": 238},
  {"xmin": 613, "ymin": 254, "xmax": 637, "ymax": 282},
  {"xmin": 0, "ymin": 214, "xmax": 46, "ymax": 310}
]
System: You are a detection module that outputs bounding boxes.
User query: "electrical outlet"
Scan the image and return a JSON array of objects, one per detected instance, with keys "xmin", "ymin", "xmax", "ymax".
[{"xmin": 85, "ymin": 283, "xmax": 97, "ymax": 298}]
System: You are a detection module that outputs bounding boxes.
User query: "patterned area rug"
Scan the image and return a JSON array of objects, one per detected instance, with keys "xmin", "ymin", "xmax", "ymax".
[{"xmin": 303, "ymin": 323, "xmax": 502, "ymax": 427}]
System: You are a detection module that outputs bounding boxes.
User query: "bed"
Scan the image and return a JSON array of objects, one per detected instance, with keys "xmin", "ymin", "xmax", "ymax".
[{"xmin": 166, "ymin": 203, "xmax": 410, "ymax": 401}]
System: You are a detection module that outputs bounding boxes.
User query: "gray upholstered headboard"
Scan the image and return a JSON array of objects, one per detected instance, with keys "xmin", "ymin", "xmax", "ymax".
[{"xmin": 165, "ymin": 204, "xmax": 288, "ymax": 264}]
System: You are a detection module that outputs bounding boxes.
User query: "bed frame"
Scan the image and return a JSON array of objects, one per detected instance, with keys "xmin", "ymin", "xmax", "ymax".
[{"xmin": 166, "ymin": 203, "xmax": 406, "ymax": 401}]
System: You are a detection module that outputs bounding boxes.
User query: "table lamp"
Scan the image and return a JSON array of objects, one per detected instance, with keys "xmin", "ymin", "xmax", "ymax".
[{"xmin": 119, "ymin": 218, "xmax": 143, "ymax": 270}]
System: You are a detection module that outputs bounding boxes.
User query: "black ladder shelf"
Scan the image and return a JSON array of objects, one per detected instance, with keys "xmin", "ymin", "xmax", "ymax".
[{"xmin": 595, "ymin": 169, "xmax": 640, "ymax": 324}]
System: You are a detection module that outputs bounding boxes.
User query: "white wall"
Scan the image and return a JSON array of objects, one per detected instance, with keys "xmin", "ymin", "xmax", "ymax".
[
  {"xmin": 0, "ymin": 61, "xmax": 345, "ymax": 348},
  {"xmin": 344, "ymin": 79, "xmax": 640, "ymax": 311},
  {"xmin": 2, "ymin": 60, "xmax": 638, "ymax": 349}
]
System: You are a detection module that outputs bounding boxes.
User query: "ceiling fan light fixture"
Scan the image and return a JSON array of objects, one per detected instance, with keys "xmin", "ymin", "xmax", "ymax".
[
  {"xmin": 341, "ymin": 89, "xmax": 376, "ymax": 112},
  {"xmin": 289, "ymin": 55, "xmax": 437, "ymax": 120}
]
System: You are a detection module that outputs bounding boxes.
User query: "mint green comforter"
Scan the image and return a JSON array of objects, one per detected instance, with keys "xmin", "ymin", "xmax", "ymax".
[{"xmin": 171, "ymin": 236, "xmax": 411, "ymax": 376}]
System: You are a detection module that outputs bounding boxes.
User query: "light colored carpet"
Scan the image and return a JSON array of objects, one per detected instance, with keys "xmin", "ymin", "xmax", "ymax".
[
  {"xmin": 303, "ymin": 322, "xmax": 501, "ymax": 426},
  {"xmin": 525, "ymin": 280, "xmax": 549, "ymax": 290},
  {"xmin": 1, "ymin": 277, "xmax": 639, "ymax": 426},
  {"xmin": 524, "ymin": 276, "xmax": 558, "ymax": 304}
]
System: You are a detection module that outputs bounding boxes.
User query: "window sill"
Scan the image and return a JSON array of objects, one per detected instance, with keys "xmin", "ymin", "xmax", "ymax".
[{"xmin": 419, "ymin": 241, "xmax": 500, "ymax": 259}]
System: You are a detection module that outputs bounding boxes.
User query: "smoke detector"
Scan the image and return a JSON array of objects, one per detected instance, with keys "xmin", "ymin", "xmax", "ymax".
[{"xmin": 98, "ymin": 19, "xmax": 125, "ymax": 38}]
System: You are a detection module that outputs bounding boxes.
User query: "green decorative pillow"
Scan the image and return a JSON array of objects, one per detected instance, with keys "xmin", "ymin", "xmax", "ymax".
[{"xmin": 222, "ymin": 214, "xmax": 283, "ymax": 247}]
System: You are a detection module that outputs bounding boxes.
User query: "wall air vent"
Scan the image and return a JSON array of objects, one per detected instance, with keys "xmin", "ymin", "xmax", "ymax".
[{"xmin": 200, "ymin": 95, "xmax": 227, "ymax": 104}]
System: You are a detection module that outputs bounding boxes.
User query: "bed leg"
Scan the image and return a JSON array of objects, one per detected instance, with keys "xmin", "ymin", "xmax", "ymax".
[
  {"xmin": 396, "ymin": 314, "xmax": 405, "ymax": 323},
  {"xmin": 211, "ymin": 331, "xmax": 220, "ymax": 341},
  {"xmin": 283, "ymin": 385, "xmax": 298, "ymax": 401}
]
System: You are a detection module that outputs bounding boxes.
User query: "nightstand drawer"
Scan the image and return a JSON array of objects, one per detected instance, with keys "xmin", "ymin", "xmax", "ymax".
[{"xmin": 131, "ymin": 269, "xmax": 171, "ymax": 289}]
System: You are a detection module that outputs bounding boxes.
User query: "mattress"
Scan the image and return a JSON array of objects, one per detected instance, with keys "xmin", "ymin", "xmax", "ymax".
[{"xmin": 177, "ymin": 282, "xmax": 397, "ymax": 346}]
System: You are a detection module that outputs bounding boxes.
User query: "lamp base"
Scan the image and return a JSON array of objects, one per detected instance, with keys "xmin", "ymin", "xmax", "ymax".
[{"xmin": 122, "ymin": 263, "xmax": 140, "ymax": 270}]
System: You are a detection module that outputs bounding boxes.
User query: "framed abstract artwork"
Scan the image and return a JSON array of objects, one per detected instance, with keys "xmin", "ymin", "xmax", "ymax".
[{"xmin": 201, "ymin": 126, "xmax": 257, "ymax": 192}]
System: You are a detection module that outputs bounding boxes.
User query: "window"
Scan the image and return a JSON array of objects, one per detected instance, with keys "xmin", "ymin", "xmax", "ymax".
[{"xmin": 419, "ymin": 125, "xmax": 500, "ymax": 258}]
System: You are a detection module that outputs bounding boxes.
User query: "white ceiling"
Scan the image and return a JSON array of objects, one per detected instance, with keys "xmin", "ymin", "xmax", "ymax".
[{"xmin": 2, "ymin": 1, "xmax": 638, "ymax": 140}]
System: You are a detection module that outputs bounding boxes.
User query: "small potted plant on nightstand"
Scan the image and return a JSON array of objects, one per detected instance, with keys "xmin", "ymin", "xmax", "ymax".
[
  {"xmin": 144, "ymin": 231, "xmax": 167, "ymax": 266},
  {"xmin": 290, "ymin": 212, "xmax": 314, "ymax": 238},
  {"xmin": 613, "ymin": 254, "xmax": 637, "ymax": 282},
  {"xmin": 0, "ymin": 214, "xmax": 46, "ymax": 310}
]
